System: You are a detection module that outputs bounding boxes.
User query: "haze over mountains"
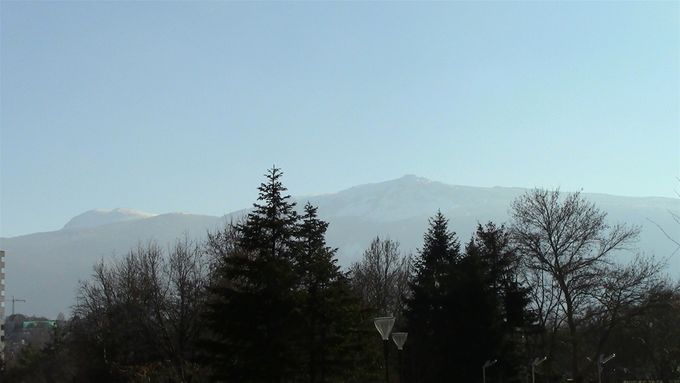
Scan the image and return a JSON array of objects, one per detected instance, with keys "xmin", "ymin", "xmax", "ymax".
[
  {"xmin": 1, "ymin": 175, "xmax": 678, "ymax": 318},
  {"xmin": 62, "ymin": 208, "xmax": 158, "ymax": 230}
]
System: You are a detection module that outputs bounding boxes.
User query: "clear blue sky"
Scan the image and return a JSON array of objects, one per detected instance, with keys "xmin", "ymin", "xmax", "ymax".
[{"xmin": 1, "ymin": 1, "xmax": 678, "ymax": 237}]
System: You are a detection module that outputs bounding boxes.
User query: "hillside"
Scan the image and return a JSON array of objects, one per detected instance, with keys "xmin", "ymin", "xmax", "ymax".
[{"xmin": 2, "ymin": 175, "xmax": 678, "ymax": 317}]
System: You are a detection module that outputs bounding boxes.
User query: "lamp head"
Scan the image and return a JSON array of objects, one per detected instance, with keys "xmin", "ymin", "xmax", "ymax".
[
  {"xmin": 533, "ymin": 356, "xmax": 547, "ymax": 366},
  {"xmin": 373, "ymin": 317, "xmax": 395, "ymax": 341},
  {"xmin": 392, "ymin": 332, "xmax": 408, "ymax": 350},
  {"xmin": 598, "ymin": 353, "xmax": 616, "ymax": 365}
]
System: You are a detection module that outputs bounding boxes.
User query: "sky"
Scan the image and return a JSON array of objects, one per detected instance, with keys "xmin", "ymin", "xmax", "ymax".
[{"xmin": 1, "ymin": 1, "xmax": 678, "ymax": 237}]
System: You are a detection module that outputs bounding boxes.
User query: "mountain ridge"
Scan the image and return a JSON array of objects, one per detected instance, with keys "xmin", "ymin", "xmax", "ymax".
[
  {"xmin": 9, "ymin": 175, "xmax": 680, "ymax": 237},
  {"xmin": 1, "ymin": 175, "xmax": 678, "ymax": 317},
  {"xmin": 62, "ymin": 208, "xmax": 157, "ymax": 231}
]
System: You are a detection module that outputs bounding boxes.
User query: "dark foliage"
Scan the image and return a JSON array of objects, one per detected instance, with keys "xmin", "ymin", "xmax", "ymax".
[
  {"xmin": 405, "ymin": 214, "xmax": 532, "ymax": 383},
  {"xmin": 202, "ymin": 167, "xmax": 373, "ymax": 382},
  {"xmin": 2, "ymin": 175, "xmax": 673, "ymax": 383},
  {"xmin": 203, "ymin": 167, "xmax": 302, "ymax": 382}
]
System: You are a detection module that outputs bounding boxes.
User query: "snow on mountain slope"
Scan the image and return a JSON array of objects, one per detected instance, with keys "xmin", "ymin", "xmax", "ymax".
[
  {"xmin": 304, "ymin": 177, "xmax": 679, "ymax": 270},
  {"xmin": 303, "ymin": 175, "xmax": 526, "ymax": 222},
  {"xmin": 1, "ymin": 176, "xmax": 678, "ymax": 318},
  {"xmin": 62, "ymin": 208, "xmax": 157, "ymax": 230}
]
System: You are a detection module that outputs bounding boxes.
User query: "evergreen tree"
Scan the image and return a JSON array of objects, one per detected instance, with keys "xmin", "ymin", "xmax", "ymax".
[
  {"xmin": 406, "ymin": 215, "xmax": 531, "ymax": 383},
  {"xmin": 465, "ymin": 222, "xmax": 531, "ymax": 328},
  {"xmin": 404, "ymin": 211, "xmax": 463, "ymax": 383},
  {"xmin": 412, "ymin": 211, "xmax": 460, "ymax": 294},
  {"xmin": 296, "ymin": 202, "xmax": 340, "ymax": 382},
  {"xmin": 297, "ymin": 203, "xmax": 336, "ymax": 293},
  {"xmin": 203, "ymin": 168, "xmax": 375, "ymax": 383},
  {"xmin": 296, "ymin": 202, "xmax": 376, "ymax": 383},
  {"xmin": 464, "ymin": 223, "xmax": 533, "ymax": 383},
  {"xmin": 203, "ymin": 167, "xmax": 302, "ymax": 382}
]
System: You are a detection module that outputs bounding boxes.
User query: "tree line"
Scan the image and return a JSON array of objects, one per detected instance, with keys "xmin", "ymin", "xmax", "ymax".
[{"xmin": 4, "ymin": 167, "xmax": 679, "ymax": 383}]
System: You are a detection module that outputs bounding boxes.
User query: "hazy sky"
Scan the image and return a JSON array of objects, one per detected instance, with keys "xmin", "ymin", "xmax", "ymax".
[{"xmin": 1, "ymin": 1, "xmax": 678, "ymax": 237}]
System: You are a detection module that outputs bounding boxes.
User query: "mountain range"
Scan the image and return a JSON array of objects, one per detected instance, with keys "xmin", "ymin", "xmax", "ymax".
[{"xmin": 1, "ymin": 175, "xmax": 678, "ymax": 318}]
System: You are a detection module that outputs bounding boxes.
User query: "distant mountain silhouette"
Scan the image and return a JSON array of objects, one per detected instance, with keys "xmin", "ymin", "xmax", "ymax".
[
  {"xmin": 2, "ymin": 175, "xmax": 678, "ymax": 317},
  {"xmin": 62, "ymin": 208, "xmax": 157, "ymax": 230}
]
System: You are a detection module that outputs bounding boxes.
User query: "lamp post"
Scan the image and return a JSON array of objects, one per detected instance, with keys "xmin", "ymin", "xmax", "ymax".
[
  {"xmin": 392, "ymin": 332, "xmax": 408, "ymax": 383},
  {"xmin": 532, "ymin": 356, "xmax": 547, "ymax": 383},
  {"xmin": 597, "ymin": 353, "xmax": 616, "ymax": 383},
  {"xmin": 482, "ymin": 359, "xmax": 497, "ymax": 383},
  {"xmin": 374, "ymin": 317, "xmax": 395, "ymax": 383}
]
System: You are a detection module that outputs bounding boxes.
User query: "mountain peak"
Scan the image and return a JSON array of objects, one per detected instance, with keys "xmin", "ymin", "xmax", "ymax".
[
  {"xmin": 62, "ymin": 208, "xmax": 156, "ymax": 230},
  {"xmin": 395, "ymin": 174, "xmax": 431, "ymax": 183}
]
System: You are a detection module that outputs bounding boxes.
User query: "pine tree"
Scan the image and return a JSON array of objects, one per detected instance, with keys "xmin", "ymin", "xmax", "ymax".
[
  {"xmin": 412, "ymin": 211, "xmax": 460, "ymax": 292},
  {"xmin": 203, "ymin": 169, "xmax": 375, "ymax": 383},
  {"xmin": 297, "ymin": 203, "xmax": 337, "ymax": 293},
  {"xmin": 296, "ymin": 202, "xmax": 374, "ymax": 383},
  {"xmin": 203, "ymin": 167, "xmax": 302, "ymax": 382},
  {"xmin": 465, "ymin": 222, "xmax": 531, "ymax": 328},
  {"xmin": 297, "ymin": 202, "xmax": 339, "ymax": 383},
  {"xmin": 465, "ymin": 223, "xmax": 533, "ymax": 382},
  {"xmin": 405, "ymin": 215, "xmax": 531, "ymax": 383},
  {"xmin": 404, "ymin": 211, "xmax": 462, "ymax": 383}
]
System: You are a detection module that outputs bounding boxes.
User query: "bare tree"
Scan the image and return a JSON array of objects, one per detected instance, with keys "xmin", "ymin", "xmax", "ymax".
[
  {"xmin": 646, "ymin": 180, "xmax": 680, "ymax": 257},
  {"xmin": 204, "ymin": 219, "xmax": 241, "ymax": 268},
  {"xmin": 581, "ymin": 255, "xmax": 663, "ymax": 350},
  {"xmin": 521, "ymin": 265, "xmax": 564, "ymax": 362},
  {"xmin": 348, "ymin": 237, "xmax": 411, "ymax": 318},
  {"xmin": 510, "ymin": 189, "xmax": 661, "ymax": 382},
  {"xmin": 74, "ymin": 239, "xmax": 210, "ymax": 382}
]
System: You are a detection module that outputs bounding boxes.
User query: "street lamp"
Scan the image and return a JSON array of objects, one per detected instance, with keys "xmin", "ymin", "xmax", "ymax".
[
  {"xmin": 597, "ymin": 353, "xmax": 616, "ymax": 383},
  {"xmin": 482, "ymin": 359, "xmax": 497, "ymax": 383},
  {"xmin": 392, "ymin": 332, "xmax": 408, "ymax": 383},
  {"xmin": 532, "ymin": 356, "xmax": 547, "ymax": 383},
  {"xmin": 374, "ymin": 317, "xmax": 395, "ymax": 383}
]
